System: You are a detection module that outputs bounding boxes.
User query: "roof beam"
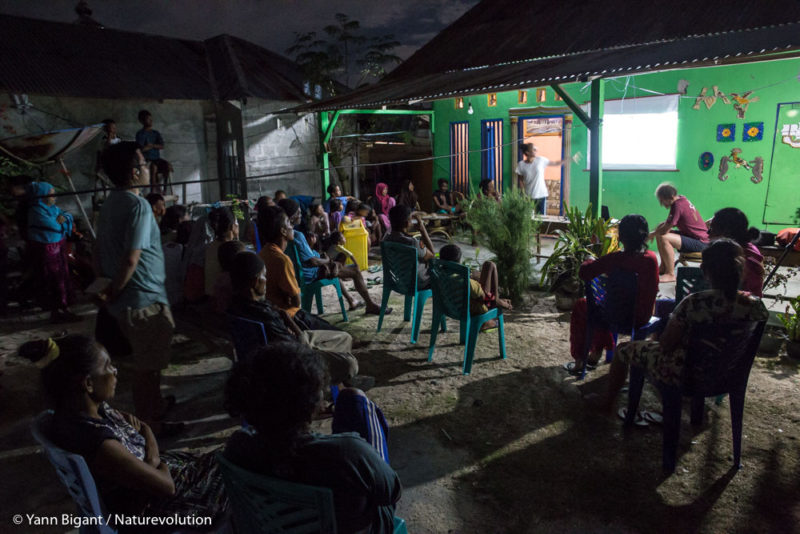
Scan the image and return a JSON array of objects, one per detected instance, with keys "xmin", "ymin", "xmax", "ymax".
[{"xmin": 550, "ymin": 84, "xmax": 589, "ymax": 126}]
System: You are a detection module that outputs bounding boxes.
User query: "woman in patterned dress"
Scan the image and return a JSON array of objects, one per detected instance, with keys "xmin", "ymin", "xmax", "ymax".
[
  {"xmin": 604, "ymin": 239, "xmax": 768, "ymax": 411},
  {"xmin": 28, "ymin": 335, "xmax": 227, "ymax": 530}
]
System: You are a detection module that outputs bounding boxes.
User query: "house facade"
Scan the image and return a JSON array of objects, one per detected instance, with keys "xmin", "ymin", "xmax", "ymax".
[{"xmin": 432, "ymin": 57, "xmax": 800, "ymax": 231}]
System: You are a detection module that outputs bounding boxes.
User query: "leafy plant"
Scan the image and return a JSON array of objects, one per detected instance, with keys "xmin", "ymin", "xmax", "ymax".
[
  {"xmin": 763, "ymin": 257, "xmax": 800, "ymax": 298},
  {"xmin": 540, "ymin": 203, "xmax": 616, "ymax": 295},
  {"xmin": 0, "ymin": 155, "xmax": 35, "ymax": 217},
  {"xmin": 224, "ymin": 194, "xmax": 247, "ymax": 223},
  {"xmin": 778, "ymin": 295, "xmax": 800, "ymax": 342},
  {"xmin": 466, "ymin": 189, "xmax": 539, "ymax": 301}
]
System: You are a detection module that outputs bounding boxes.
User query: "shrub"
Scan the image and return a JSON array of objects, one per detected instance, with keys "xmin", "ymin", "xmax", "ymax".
[
  {"xmin": 540, "ymin": 203, "xmax": 616, "ymax": 295},
  {"xmin": 465, "ymin": 189, "xmax": 538, "ymax": 301}
]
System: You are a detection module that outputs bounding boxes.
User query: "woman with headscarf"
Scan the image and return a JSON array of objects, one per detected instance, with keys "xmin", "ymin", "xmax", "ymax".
[
  {"xmin": 371, "ymin": 182, "xmax": 395, "ymax": 234},
  {"xmin": 27, "ymin": 182, "xmax": 78, "ymax": 323}
]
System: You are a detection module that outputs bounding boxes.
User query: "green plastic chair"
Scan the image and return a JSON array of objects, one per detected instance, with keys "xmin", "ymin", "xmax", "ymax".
[
  {"xmin": 675, "ymin": 266, "xmax": 707, "ymax": 303},
  {"xmin": 427, "ymin": 259, "xmax": 506, "ymax": 375},
  {"xmin": 216, "ymin": 452, "xmax": 408, "ymax": 534},
  {"xmin": 287, "ymin": 241, "xmax": 348, "ymax": 322},
  {"xmin": 377, "ymin": 241, "xmax": 432, "ymax": 344}
]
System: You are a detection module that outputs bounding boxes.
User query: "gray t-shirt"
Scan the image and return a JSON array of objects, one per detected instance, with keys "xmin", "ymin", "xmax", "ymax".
[
  {"xmin": 385, "ymin": 231, "xmax": 430, "ymax": 288},
  {"xmin": 96, "ymin": 190, "xmax": 168, "ymax": 314}
]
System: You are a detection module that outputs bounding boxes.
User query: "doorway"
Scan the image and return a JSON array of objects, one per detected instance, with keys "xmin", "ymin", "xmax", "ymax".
[{"xmin": 517, "ymin": 115, "xmax": 565, "ymax": 216}]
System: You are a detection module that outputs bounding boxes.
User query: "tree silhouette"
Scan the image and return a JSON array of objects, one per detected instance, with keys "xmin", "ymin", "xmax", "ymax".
[{"xmin": 287, "ymin": 13, "xmax": 401, "ymax": 97}]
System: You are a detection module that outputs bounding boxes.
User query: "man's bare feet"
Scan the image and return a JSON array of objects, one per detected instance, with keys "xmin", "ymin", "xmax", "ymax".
[{"xmin": 659, "ymin": 274, "xmax": 677, "ymax": 283}]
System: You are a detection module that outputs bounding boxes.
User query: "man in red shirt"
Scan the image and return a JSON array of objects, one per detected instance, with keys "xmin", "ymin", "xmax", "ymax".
[{"xmin": 649, "ymin": 183, "xmax": 709, "ymax": 282}]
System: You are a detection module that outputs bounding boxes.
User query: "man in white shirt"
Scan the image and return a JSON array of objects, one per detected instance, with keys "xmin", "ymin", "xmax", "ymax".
[{"xmin": 515, "ymin": 143, "xmax": 569, "ymax": 215}]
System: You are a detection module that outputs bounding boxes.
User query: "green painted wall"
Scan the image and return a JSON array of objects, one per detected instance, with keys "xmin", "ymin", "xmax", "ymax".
[{"xmin": 432, "ymin": 57, "xmax": 800, "ymax": 232}]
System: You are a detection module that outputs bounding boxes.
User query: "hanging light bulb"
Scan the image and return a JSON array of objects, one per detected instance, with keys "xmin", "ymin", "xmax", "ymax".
[{"xmin": 467, "ymin": 102, "xmax": 474, "ymax": 115}]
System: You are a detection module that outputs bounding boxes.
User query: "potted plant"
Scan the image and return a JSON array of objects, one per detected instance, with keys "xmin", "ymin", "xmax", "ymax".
[
  {"xmin": 778, "ymin": 295, "xmax": 800, "ymax": 359},
  {"xmin": 540, "ymin": 204, "xmax": 616, "ymax": 310},
  {"xmin": 465, "ymin": 189, "xmax": 538, "ymax": 303}
]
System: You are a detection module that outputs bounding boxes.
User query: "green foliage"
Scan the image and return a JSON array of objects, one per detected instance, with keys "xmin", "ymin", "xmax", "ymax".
[
  {"xmin": 540, "ymin": 203, "xmax": 615, "ymax": 295},
  {"xmin": 0, "ymin": 155, "xmax": 35, "ymax": 217},
  {"xmin": 224, "ymin": 194, "xmax": 246, "ymax": 223},
  {"xmin": 466, "ymin": 189, "xmax": 539, "ymax": 301},
  {"xmin": 286, "ymin": 13, "xmax": 400, "ymax": 93},
  {"xmin": 778, "ymin": 295, "xmax": 800, "ymax": 342}
]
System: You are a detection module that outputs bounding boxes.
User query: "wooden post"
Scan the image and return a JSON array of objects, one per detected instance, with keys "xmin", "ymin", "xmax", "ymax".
[{"xmin": 589, "ymin": 79, "xmax": 605, "ymax": 218}]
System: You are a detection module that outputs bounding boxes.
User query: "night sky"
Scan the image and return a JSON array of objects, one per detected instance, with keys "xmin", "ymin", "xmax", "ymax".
[{"xmin": 0, "ymin": 0, "xmax": 479, "ymax": 65}]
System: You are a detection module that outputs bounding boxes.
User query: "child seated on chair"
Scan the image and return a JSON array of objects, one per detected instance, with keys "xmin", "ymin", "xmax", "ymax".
[
  {"xmin": 308, "ymin": 203, "xmax": 331, "ymax": 245},
  {"xmin": 438, "ymin": 244, "xmax": 512, "ymax": 330},
  {"xmin": 603, "ymin": 239, "xmax": 768, "ymax": 414},
  {"xmin": 26, "ymin": 335, "xmax": 228, "ymax": 527},
  {"xmin": 328, "ymin": 198, "xmax": 344, "ymax": 232},
  {"xmin": 563, "ymin": 214, "xmax": 660, "ymax": 376},
  {"xmin": 224, "ymin": 342, "xmax": 401, "ymax": 534},
  {"xmin": 385, "ymin": 205, "xmax": 435, "ymax": 290}
]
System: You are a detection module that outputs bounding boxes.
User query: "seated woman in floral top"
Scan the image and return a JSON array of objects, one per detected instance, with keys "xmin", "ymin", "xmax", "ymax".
[
  {"xmin": 604, "ymin": 239, "xmax": 768, "ymax": 412},
  {"xmin": 26, "ymin": 335, "xmax": 227, "ymax": 529}
]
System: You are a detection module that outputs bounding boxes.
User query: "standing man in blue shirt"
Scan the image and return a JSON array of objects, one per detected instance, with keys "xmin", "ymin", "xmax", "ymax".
[
  {"xmin": 135, "ymin": 110, "xmax": 168, "ymax": 192},
  {"xmin": 95, "ymin": 142, "xmax": 178, "ymax": 435}
]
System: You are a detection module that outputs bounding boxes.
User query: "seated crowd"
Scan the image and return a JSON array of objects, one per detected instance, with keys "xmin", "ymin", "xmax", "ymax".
[{"xmin": 3, "ymin": 137, "xmax": 771, "ymax": 531}]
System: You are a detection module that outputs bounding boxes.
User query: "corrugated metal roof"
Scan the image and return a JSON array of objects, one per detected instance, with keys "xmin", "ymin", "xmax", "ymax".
[
  {"xmin": 388, "ymin": 0, "xmax": 800, "ymax": 80},
  {"xmin": 0, "ymin": 14, "xmax": 309, "ymax": 102},
  {"xmin": 295, "ymin": 0, "xmax": 800, "ymax": 112}
]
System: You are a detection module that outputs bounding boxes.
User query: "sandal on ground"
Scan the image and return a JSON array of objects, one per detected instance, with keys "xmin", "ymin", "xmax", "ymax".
[
  {"xmin": 562, "ymin": 361, "xmax": 587, "ymax": 375},
  {"xmin": 642, "ymin": 410, "xmax": 663, "ymax": 425},
  {"xmin": 618, "ymin": 407, "xmax": 649, "ymax": 427},
  {"xmin": 349, "ymin": 301, "xmax": 365, "ymax": 311},
  {"xmin": 480, "ymin": 319, "xmax": 498, "ymax": 332},
  {"xmin": 366, "ymin": 306, "xmax": 391, "ymax": 316},
  {"xmin": 368, "ymin": 265, "xmax": 382, "ymax": 273}
]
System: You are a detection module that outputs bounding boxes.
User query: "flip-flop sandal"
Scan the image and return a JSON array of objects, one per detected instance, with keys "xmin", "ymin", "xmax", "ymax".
[
  {"xmin": 368, "ymin": 265, "xmax": 382, "ymax": 273},
  {"xmin": 349, "ymin": 301, "xmax": 365, "ymax": 311},
  {"xmin": 562, "ymin": 361, "xmax": 588, "ymax": 375},
  {"xmin": 642, "ymin": 410, "xmax": 663, "ymax": 425},
  {"xmin": 618, "ymin": 407, "xmax": 649, "ymax": 427}
]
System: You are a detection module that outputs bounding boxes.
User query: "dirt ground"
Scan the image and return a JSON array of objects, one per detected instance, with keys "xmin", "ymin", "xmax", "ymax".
[{"xmin": 2, "ymin": 260, "xmax": 800, "ymax": 534}]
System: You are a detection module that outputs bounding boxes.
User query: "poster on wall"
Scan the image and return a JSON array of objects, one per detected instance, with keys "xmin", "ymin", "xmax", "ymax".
[
  {"xmin": 523, "ymin": 117, "xmax": 563, "ymax": 137},
  {"xmin": 764, "ymin": 103, "xmax": 800, "ymax": 225}
]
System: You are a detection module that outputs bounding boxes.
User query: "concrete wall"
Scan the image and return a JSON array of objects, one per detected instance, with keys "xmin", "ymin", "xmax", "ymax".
[
  {"xmin": 0, "ymin": 94, "xmax": 214, "ymax": 216},
  {"xmin": 432, "ymin": 57, "xmax": 800, "ymax": 233},
  {"xmin": 241, "ymin": 98, "xmax": 321, "ymax": 201}
]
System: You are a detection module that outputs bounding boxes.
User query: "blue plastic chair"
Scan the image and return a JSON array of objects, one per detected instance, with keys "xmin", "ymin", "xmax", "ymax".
[
  {"xmin": 226, "ymin": 313, "xmax": 339, "ymax": 404},
  {"xmin": 227, "ymin": 314, "xmax": 268, "ymax": 364},
  {"xmin": 216, "ymin": 452, "xmax": 407, "ymax": 534},
  {"xmin": 377, "ymin": 241, "xmax": 432, "ymax": 344},
  {"xmin": 287, "ymin": 241, "xmax": 348, "ymax": 322},
  {"xmin": 427, "ymin": 259, "xmax": 506, "ymax": 375},
  {"xmin": 578, "ymin": 270, "xmax": 662, "ymax": 379},
  {"xmin": 625, "ymin": 320, "xmax": 765, "ymax": 473},
  {"xmin": 31, "ymin": 411, "xmax": 117, "ymax": 534}
]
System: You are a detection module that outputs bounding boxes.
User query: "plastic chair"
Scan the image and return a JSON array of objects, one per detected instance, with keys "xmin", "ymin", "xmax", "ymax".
[
  {"xmin": 675, "ymin": 266, "xmax": 708, "ymax": 303},
  {"xmin": 625, "ymin": 320, "xmax": 765, "ymax": 473},
  {"xmin": 377, "ymin": 241, "xmax": 432, "ymax": 344},
  {"xmin": 427, "ymin": 259, "xmax": 506, "ymax": 375},
  {"xmin": 287, "ymin": 242, "xmax": 348, "ymax": 322},
  {"xmin": 578, "ymin": 270, "xmax": 662, "ymax": 379},
  {"xmin": 226, "ymin": 314, "xmax": 268, "ymax": 364},
  {"xmin": 216, "ymin": 452, "xmax": 407, "ymax": 534},
  {"xmin": 31, "ymin": 411, "xmax": 117, "ymax": 534}
]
